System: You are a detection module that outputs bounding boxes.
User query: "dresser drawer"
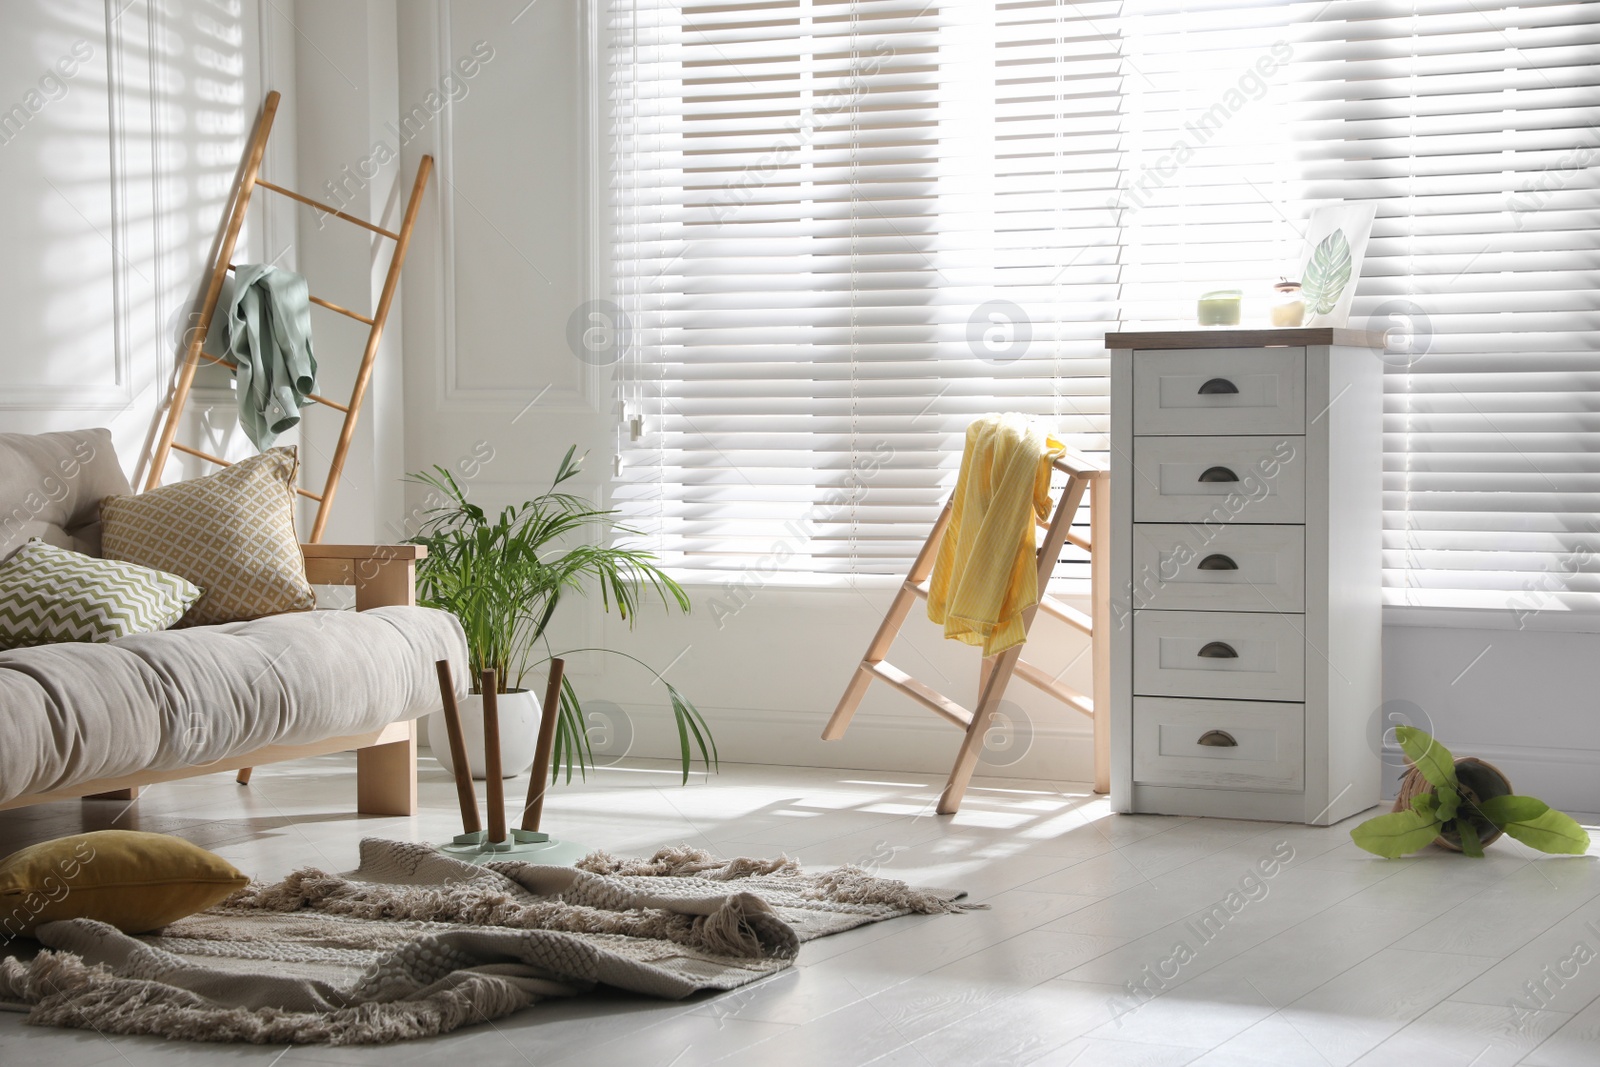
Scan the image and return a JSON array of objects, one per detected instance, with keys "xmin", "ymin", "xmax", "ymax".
[
  {"xmin": 1133, "ymin": 435, "xmax": 1306, "ymax": 524},
  {"xmin": 1133, "ymin": 697, "xmax": 1304, "ymax": 792},
  {"xmin": 1131, "ymin": 524, "xmax": 1306, "ymax": 613},
  {"xmin": 1132, "ymin": 609, "xmax": 1305, "ymax": 701},
  {"xmin": 1134, "ymin": 347, "xmax": 1306, "ymax": 436}
]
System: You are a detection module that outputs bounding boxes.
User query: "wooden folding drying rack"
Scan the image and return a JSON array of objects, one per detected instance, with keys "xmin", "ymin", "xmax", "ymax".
[
  {"xmin": 145, "ymin": 90, "xmax": 433, "ymax": 543},
  {"xmin": 823, "ymin": 450, "xmax": 1110, "ymax": 814}
]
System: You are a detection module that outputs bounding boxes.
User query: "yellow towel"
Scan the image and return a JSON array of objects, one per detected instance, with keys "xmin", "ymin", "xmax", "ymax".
[{"xmin": 926, "ymin": 414, "xmax": 1064, "ymax": 656}]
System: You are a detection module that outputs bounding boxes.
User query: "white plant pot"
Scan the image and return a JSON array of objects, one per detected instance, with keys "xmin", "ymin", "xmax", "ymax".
[{"xmin": 428, "ymin": 689, "xmax": 542, "ymax": 780}]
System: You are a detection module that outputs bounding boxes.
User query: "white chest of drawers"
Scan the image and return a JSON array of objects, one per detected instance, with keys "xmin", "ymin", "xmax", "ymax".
[{"xmin": 1106, "ymin": 329, "xmax": 1385, "ymax": 825}]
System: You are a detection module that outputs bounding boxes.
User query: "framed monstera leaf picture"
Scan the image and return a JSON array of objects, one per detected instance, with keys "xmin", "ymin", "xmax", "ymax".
[{"xmin": 1299, "ymin": 203, "xmax": 1376, "ymax": 327}]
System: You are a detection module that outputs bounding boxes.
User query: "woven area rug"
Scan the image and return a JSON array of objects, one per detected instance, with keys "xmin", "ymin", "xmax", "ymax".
[{"xmin": 0, "ymin": 838, "xmax": 976, "ymax": 1045}]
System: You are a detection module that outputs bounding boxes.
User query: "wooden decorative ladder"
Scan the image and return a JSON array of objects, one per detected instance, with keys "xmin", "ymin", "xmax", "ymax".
[
  {"xmin": 822, "ymin": 451, "xmax": 1111, "ymax": 814},
  {"xmin": 144, "ymin": 89, "xmax": 433, "ymax": 543}
]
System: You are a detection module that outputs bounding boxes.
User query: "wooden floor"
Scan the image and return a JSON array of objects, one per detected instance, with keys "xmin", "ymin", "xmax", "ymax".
[{"xmin": 2, "ymin": 756, "xmax": 1598, "ymax": 1066}]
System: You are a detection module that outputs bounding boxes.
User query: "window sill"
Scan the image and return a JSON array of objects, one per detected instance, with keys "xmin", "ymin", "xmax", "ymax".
[
  {"xmin": 1384, "ymin": 603, "xmax": 1600, "ymax": 634},
  {"xmin": 669, "ymin": 572, "xmax": 902, "ymax": 593},
  {"xmin": 666, "ymin": 583, "xmax": 1600, "ymax": 632},
  {"xmin": 670, "ymin": 573, "xmax": 1095, "ymax": 598}
]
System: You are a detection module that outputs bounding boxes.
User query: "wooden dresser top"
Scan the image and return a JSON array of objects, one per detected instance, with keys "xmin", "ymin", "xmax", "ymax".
[{"xmin": 1105, "ymin": 328, "xmax": 1388, "ymax": 350}]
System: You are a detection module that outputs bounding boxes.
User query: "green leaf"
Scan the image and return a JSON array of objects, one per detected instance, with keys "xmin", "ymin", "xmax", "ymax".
[
  {"xmin": 1409, "ymin": 792, "xmax": 1439, "ymax": 818},
  {"xmin": 1434, "ymin": 786, "xmax": 1461, "ymax": 824},
  {"xmin": 1498, "ymin": 808, "xmax": 1592, "ymax": 855},
  {"xmin": 1477, "ymin": 794, "xmax": 1549, "ymax": 828},
  {"xmin": 671, "ymin": 693, "xmax": 693, "ymax": 785},
  {"xmin": 669, "ymin": 682, "xmax": 718, "ymax": 784},
  {"xmin": 1302, "ymin": 228, "xmax": 1353, "ymax": 315},
  {"xmin": 1395, "ymin": 725, "xmax": 1458, "ymax": 791},
  {"xmin": 1350, "ymin": 808, "xmax": 1444, "ymax": 858},
  {"xmin": 1456, "ymin": 819, "xmax": 1485, "ymax": 858}
]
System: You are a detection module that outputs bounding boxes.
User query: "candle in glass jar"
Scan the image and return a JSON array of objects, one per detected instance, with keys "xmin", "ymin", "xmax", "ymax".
[
  {"xmin": 1197, "ymin": 290, "xmax": 1242, "ymax": 326},
  {"xmin": 1270, "ymin": 279, "xmax": 1305, "ymax": 327}
]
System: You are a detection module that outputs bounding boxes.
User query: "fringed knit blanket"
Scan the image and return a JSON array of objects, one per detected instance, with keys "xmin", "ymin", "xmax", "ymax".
[{"xmin": 0, "ymin": 839, "xmax": 976, "ymax": 1045}]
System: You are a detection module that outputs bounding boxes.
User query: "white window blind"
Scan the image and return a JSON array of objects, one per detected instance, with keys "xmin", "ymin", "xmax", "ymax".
[
  {"xmin": 1111, "ymin": 5, "xmax": 1301, "ymax": 327},
  {"xmin": 1318, "ymin": 1, "xmax": 1600, "ymax": 612},
  {"xmin": 605, "ymin": 0, "xmax": 1600, "ymax": 611},
  {"xmin": 606, "ymin": 0, "xmax": 1122, "ymax": 585}
]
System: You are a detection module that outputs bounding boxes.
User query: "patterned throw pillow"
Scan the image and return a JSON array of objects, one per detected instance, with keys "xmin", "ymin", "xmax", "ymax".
[
  {"xmin": 0, "ymin": 540, "xmax": 200, "ymax": 648},
  {"xmin": 100, "ymin": 447, "xmax": 315, "ymax": 626}
]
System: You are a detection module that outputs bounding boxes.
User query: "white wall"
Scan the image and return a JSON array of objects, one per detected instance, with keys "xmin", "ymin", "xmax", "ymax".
[
  {"xmin": 0, "ymin": 0, "xmax": 294, "ymax": 484},
  {"xmin": 392, "ymin": 0, "xmax": 610, "ymax": 686},
  {"xmin": 1382, "ymin": 618, "xmax": 1600, "ymax": 814},
  {"xmin": 394, "ymin": 0, "xmax": 603, "ymax": 522},
  {"xmin": 0, "ymin": 0, "xmax": 405, "ymax": 546},
  {"xmin": 287, "ymin": 0, "xmax": 405, "ymax": 544}
]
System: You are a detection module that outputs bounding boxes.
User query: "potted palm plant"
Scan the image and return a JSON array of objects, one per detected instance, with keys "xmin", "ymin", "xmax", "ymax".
[{"xmin": 408, "ymin": 446, "xmax": 716, "ymax": 785}]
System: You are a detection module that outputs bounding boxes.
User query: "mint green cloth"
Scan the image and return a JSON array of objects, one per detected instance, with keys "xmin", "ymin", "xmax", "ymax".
[{"xmin": 201, "ymin": 264, "xmax": 318, "ymax": 451}]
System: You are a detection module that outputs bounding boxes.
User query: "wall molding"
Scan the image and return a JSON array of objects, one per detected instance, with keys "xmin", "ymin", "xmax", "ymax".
[
  {"xmin": 433, "ymin": 0, "xmax": 601, "ymax": 414},
  {"xmin": 3, "ymin": 0, "xmax": 283, "ymax": 420},
  {"xmin": 1, "ymin": 0, "xmax": 141, "ymax": 410},
  {"xmin": 105, "ymin": 0, "xmax": 139, "ymax": 409},
  {"xmin": 255, "ymin": 0, "xmax": 292, "ymax": 270}
]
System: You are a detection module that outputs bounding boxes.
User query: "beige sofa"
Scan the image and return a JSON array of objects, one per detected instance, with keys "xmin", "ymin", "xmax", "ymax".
[{"xmin": 0, "ymin": 429, "xmax": 467, "ymax": 816}]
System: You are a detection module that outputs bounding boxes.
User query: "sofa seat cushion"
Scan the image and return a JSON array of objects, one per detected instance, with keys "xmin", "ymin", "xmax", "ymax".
[{"xmin": 0, "ymin": 606, "xmax": 467, "ymax": 806}]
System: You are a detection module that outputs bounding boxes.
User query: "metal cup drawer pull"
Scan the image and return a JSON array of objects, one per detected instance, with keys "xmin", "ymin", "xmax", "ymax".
[
  {"xmin": 1197, "ymin": 729, "xmax": 1239, "ymax": 747},
  {"xmin": 1197, "ymin": 465, "xmax": 1240, "ymax": 483},
  {"xmin": 1197, "ymin": 641, "xmax": 1239, "ymax": 659},
  {"xmin": 1197, "ymin": 377, "xmax": 1240, "ymax": 395},
  {"xmin": 1197, "ymin": 553, "xmax": 1238, "ymax": 571}
]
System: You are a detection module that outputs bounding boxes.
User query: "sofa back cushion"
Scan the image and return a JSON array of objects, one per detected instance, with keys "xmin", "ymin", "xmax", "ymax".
[{"xmin": 0, "ymin": 429, "xmax": 132, "ymax": 561}]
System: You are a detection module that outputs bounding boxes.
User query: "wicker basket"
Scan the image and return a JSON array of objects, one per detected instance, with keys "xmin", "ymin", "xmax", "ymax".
[{"xmin": 1392, "ymin": 756, "xmax": 1513, "ymax": 852}]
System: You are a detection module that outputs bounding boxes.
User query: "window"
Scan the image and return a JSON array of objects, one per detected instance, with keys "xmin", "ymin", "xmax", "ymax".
[
  {"xmin": 604, "ymin": 0, "xmax": 1600, "ymax": 611},
  {"xmin": 606, "ymin": 0, "xmax": 1121, "ymax": 587},
  {"xmin": 1304, "ymin": 2, "xmax": 1600, "ymax": 612}
]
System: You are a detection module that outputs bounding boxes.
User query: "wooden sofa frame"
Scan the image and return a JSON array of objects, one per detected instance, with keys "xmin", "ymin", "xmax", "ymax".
[{"xmin": 0, "ymin": 544, "xmax": 426, "ymax": 817}]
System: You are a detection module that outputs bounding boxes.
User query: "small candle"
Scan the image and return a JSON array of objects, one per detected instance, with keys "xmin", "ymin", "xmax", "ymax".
[
  {"xmin": 1197, "ymin": 290, "xmax": 1242, "ymax": 326},
  {"xmin": 1270, "ymin": 279, "xmax": 1305, "ymax": 327}
]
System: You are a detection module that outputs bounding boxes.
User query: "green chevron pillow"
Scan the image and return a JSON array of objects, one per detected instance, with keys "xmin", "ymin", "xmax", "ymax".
[{"xmin": 0, "ymin": 540, "xmax": 200, "ymax": 649}]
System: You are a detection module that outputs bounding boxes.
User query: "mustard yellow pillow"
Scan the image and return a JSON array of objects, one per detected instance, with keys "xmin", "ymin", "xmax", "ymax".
[
  {"xmin": 0, "ymin": 830, "xmax": 249, "ymax": 937},
  {"xmin": 100, "ymin": 447, "xmax": 315, "ymax": 626}
]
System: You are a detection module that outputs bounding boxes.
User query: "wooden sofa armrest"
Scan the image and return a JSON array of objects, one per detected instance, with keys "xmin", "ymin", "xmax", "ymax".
[
  {"xmin": 301, "ymin": 543, "xmax": 427, "ymax": 610},
  {"xmin": 222, "ymin": 545, "xmax": 427, "ymax": 803}
]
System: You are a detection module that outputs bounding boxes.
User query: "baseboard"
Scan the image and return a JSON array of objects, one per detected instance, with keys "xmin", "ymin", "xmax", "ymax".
[
  {"xmin": 420, "ymin": 701, "xmax": 1098, "ymax": 786},
  {"xmin": 1382, "ymin": 741, "xmax": 1600, "ymax": 815},
  {"xmin": 420, "ymin": 708, "xmax": 1596, "ymax": 814}
]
